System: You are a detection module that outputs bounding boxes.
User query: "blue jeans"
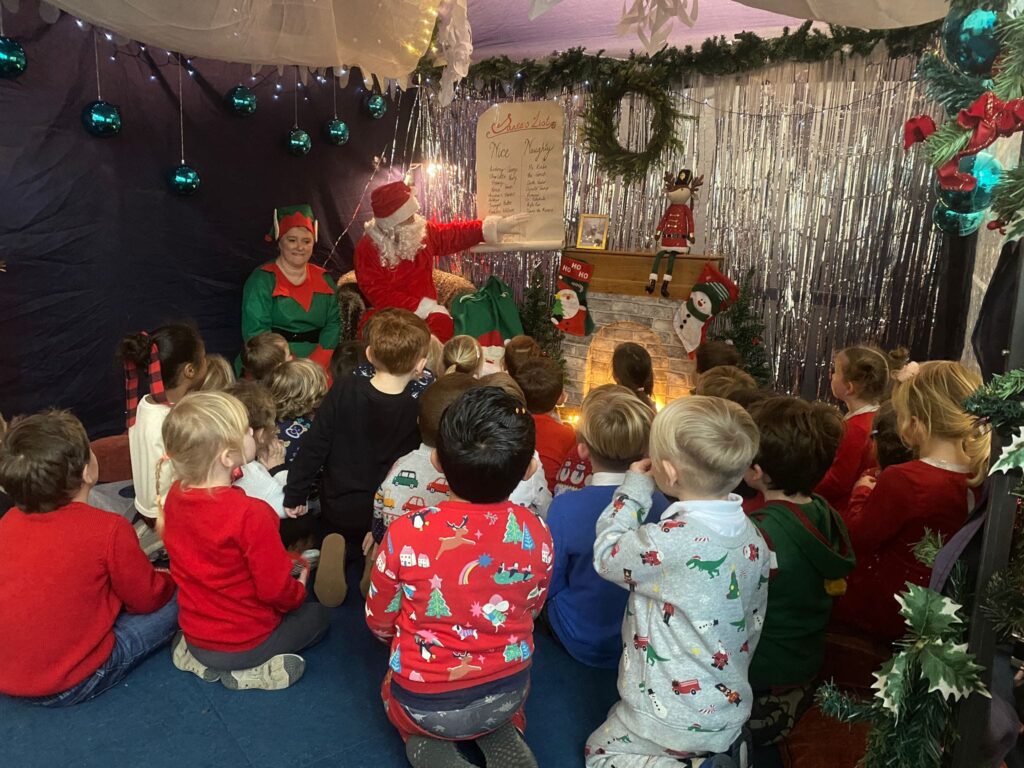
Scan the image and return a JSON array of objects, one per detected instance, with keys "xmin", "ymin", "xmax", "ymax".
[{"xmin": 28, "ymin": 597, "xmax": 179, "ymax": 707}]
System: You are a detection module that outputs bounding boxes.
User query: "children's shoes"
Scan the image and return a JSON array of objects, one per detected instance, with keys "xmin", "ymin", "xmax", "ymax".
[
  {"xmin": 475, "ymin": 722, "xmax": 539, "ymax": 768},
  {"xmin": 314, "ymin": 533, "xmax": 348, "ymax": 607},
  {"xmin": 219, "ymin": 654, "xmax": 305, "ymax": 691},
  {"xmin": 171, "ymin": 632, "xmax": 220, "ymax": 683},
  {"xmin": 405, "ymin": 737, "xmax": 475, "ymax": 768}
]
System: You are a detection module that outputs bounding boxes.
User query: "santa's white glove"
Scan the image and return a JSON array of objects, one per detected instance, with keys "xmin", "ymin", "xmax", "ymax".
[
  {"xmin": 414, "ymin": 297, "xmax": 450, "ymax": 320},
  {"xmin": 482, "ymin": 213, "xmax": 530, "ymax": 243}
]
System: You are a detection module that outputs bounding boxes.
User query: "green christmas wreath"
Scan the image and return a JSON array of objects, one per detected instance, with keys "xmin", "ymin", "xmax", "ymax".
[{"xmin": 581, "ymin": 66, "xmax": 686, "ymax": 185}]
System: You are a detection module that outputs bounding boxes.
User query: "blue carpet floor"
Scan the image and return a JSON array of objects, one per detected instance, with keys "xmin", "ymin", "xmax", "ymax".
[{"xmin": 0, "ymin": 578, "xmax": 786, "ymax": 768}]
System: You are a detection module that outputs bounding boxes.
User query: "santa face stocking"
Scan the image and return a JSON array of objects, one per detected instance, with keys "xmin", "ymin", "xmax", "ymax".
[
  {"xmin": 551, "ymin": 255, "xmax": 594, "ymax": 337},
  {"xmin": 674, "ymin": 262, "xmax": 739, "ymax": 356}
]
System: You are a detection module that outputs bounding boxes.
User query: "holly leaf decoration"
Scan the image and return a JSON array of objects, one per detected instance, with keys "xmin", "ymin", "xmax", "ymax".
[
  {"xmin": 872, "ymin": 652, "xmax": 912, "ymax": 716},
  {"xmin": 918, "ymin": 641, "xmax": 989, "ymax": 702},
  {"xmin": 896, "ymin": 583, "xmax": 963, "ymax": 640},
  {"xmin": 991, "ymin": 428, "xmax": 1024, "ymax": 476}
]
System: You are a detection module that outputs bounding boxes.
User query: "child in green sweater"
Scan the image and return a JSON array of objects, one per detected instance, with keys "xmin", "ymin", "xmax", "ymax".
[{"xmin": 743, "ymin": 396, "xmax": 856, "ymax": 746}]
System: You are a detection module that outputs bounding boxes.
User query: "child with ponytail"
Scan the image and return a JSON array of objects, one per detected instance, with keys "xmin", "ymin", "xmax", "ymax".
[
  {"xmin": 815, "ymin": 346, "xmax": 906, "ymax": 512},
  {"xmin": 158, "ymin": 392, "xmax": 329, "ymax": 691},
  {"xmin": 117, "ymin": 325, "xmax": 207, "ymax": 556},
  {"xmin": 442, "ymin": 334, "xmax": 484, "ymax": 377},
  {"xmin": 833, "ymin": 361, "xmax": 988, "ymax": 641}
]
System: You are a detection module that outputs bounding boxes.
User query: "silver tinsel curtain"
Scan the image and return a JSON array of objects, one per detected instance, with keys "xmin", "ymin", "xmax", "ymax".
[{"xmin": 416, "ymin": 51, "xmax": 943, "ymax": 398}]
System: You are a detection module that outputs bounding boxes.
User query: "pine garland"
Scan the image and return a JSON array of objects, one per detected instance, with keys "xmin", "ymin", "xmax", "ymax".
[
  {"xmin": 710, "ymin": 269, "xmax": 773, "ymax": 386},
  {"xmin": 924, "ymin": 119, "xmax": 971, "ymax": 167},
  {"xmin": 994, "ymin": 13, "xmax": 1024, "ymax": 101},
  {"xmin": 917, "ymin": 52, "xmax": 991, "ymax": 116},
  {"xmin": 415, "ymin": 21, "xmax": 940, "ymax": 94}
]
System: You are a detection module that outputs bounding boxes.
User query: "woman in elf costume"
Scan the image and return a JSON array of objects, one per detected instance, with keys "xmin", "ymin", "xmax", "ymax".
[{"xmin": 242, "ymin": 205, "xmax": 340, "ymax": 372}]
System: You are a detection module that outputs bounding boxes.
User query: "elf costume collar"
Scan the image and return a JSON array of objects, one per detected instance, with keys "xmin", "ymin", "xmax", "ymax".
[
  {"xmin": 261, "ymin": 262, "xmax": 334, "ymax": 312},
  {"xmin": 265, "ymin": 204, "xmax": 318, "ymax": 242}
]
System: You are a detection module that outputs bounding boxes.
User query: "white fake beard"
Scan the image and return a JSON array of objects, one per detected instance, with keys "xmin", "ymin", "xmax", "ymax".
[{"xmin": 373, "ymin": 215, "xmax": 427, "ymax": 268}]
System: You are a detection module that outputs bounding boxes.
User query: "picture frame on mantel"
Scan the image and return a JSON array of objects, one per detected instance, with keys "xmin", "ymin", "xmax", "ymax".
[{"xmin": 576, "ymin": 214, "xmax": 609, "ymax": 249}]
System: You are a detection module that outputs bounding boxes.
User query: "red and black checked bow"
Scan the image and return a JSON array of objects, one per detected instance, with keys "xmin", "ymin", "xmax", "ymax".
[{"xmin": 124, "ymin": 333, "xmax": 168, "ymax": 428}]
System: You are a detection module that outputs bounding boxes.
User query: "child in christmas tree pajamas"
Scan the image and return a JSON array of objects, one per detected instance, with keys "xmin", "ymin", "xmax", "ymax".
[
  {"xmin": 366, "ymin": 387, "xmax": 552, "ymax": 768},
  {"xmin": 586, "ymin": 396, "xmax": 769, "ymax": 768}
]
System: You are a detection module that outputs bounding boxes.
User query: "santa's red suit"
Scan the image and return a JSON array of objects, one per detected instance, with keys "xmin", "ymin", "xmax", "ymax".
[
  {"xmin": 354, "ymin": 182, "xmax": 503, "ymax": 341},
  {"xmin": 656, "ymin": 203, "xmax": 695, "ymax": 250}
]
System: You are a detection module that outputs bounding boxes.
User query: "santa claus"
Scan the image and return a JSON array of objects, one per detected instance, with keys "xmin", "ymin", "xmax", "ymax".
[{"xmin": 354, "ymin": 181, "xmax": 525, "ymax": 340}]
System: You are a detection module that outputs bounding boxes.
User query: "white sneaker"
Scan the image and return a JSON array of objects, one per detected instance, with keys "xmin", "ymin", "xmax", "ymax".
[
  {"xmin": 300, "ymin": 548, "xmax": 320, "ymax": 570},
  {"xmin": 171, "ymin": 632, "xmax": 220, "ymax": 683},
  {"xmin": 220, "ymin": 654, "xmax": 305, "ymax": 691}
]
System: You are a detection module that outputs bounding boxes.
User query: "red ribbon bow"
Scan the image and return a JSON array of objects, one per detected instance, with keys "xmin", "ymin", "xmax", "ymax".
[
  {"xmin": 903, "ymin": 115, "xmax": 936, "ymax": 151},
  {"xmin": 938, "ymin": 93, "xmax": 1024, "ymax": 191}
]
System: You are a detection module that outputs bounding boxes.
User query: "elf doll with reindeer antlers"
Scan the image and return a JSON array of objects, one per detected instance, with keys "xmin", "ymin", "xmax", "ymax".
[{"xmin": 647, "ymin": 169, "xmax": 704, "ymax": 298}]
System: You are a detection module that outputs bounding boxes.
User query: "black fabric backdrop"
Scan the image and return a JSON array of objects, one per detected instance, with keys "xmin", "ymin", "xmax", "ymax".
[{"xmin": 0, "ymin": 10, "xmax": 417, "ymax": 437}]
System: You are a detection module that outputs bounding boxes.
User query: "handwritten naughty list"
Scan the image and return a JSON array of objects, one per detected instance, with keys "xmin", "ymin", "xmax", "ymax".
[{"xmin": 475, "ymin": 102, "xmax": 565, "ymax": 249}]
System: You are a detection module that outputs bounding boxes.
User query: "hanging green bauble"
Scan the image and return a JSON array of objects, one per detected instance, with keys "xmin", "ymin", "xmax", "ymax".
[
  {"xmin": 933, "ymin": 201, "xmax": 984, "ymax": 236},
  {"xmin": 81, "ymin": 100, "xmax": 122, "ymax": 137},
  {"xmin": 286, "ymin": 128, "xmax": 312, "ymax": 156},
  {"xmin": 324, "ymin": 118, "xmax": 350, "ymax": 145},
  {"xmin": 364, "ymin": 92, "xmax": 387, "ymax": 119},
  {"xmin": 225, "ymin": 85, "xmax": 257, "ymax": 116},
  {"xmin": 0, "ymin": 36, "xmax": 26, "ymax": 79},
  {"xmin": 168, "ymin": 164, "xmax": 201, "ymax": 196},
  {"xmin": 942, "ymin": 9, "xmax": 999, "ymax": 77},
  {"xmin": 936, "ymin": 152, "xmax": 1003, "ymax": 213}
]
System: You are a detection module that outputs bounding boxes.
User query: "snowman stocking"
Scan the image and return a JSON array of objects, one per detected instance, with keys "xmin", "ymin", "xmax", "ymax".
[
  {"xmin": 551, "ymin": 255, "xmax": 595, "ymax": 337},
  {"xmin": 674, "ymin": 263, "xmax": 739, "ymax": 357}
]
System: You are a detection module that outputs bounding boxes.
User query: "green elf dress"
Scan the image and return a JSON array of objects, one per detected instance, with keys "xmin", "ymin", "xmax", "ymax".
[{"xmin": 241, "ymin": 205, "xmax": 340, "ymax": 371}]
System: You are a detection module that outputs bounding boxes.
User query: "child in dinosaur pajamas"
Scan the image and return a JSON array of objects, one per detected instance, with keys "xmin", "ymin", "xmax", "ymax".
[{"xmin": 586, "ymin": 396, "xmax": 770, "ymax": 768}]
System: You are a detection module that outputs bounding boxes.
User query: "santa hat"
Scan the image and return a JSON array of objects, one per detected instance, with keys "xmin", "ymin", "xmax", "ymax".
[
  {"xmin": 690, "ymin": 264, "xmax": 740, "ymax": 314},
  {"xmin": 370, "ymin": 181, "xmax": 420, "ymax": 231},
  {"xmin": 266, "ymin": 204, "xmax": 318, "ymax": 242}
]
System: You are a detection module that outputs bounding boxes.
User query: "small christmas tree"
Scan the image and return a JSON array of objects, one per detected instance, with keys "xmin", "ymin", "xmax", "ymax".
[
  {"xmin": 504, "ymin": 511, "xmax": 523, "ymax": 544},
  {"xmin": 522, "ymin": 523, "xmax": 535, "ymax": 552},
  {"xmin": 519, "ymin": 265, "xmax": 565, "ymax": 366},
  {"xmin": 710, "ymin": 268, "xmax": 772, "ymax": 387},
  {"xmin": 504, "ymin": 643, "xmax": 523, "ymax": 662},
  {"xmin": 726, "ymin": 569, "xmax": 740, "ymax": 600},
  {"xmin": 426, "ymin": 585, "xmax": 452, "ymax": 618},
  {"xmin": 385, "ymin": 589, "xmax": 402, "ymax": 613}
]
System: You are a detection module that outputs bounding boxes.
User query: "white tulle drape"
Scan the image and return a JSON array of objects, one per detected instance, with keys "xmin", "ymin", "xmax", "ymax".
[
  {"xmin": 732, "ymin": 0, "xmax": 946, "ymax": 28},
  {"xmin": 46, "ymin": 0, "xmax": 439, "ymax": 79}
]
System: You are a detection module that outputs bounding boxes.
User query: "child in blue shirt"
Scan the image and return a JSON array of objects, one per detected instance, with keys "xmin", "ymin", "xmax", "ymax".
[{"xmin": 544, "ymin": 384, "xmax": 668, "ymax": 668}]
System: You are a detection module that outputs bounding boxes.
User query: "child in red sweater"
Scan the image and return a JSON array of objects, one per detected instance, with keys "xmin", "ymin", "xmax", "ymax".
[
  {"xmin": 367, "ymin": 387, "xmax": 553, "ymax": 768},
  {"xmin": 834, "ymin": 361, "xmax": 987, "ymax": 640},
  {"xmin": 512, "ymin": 356, "xmax": 574, "ymax": 493},
  {"xmin": 815, "ymin": 346, "xmax": 900, "ymax": 512},
  {"xmin": 0, "ymin": 411, "xmax": 176, "ymax": 705},
  {"xmin": 160, "ymin": 392, "xmax": 329, "ymax": 691}
]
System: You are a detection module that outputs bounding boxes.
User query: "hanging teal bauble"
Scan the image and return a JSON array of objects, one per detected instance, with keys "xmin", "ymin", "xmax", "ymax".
[
  {"xmin": 933, "ymin": 202, "xmax": 984, "ymax": 236},
  {"xmin": 0, "ymin": 36, "xmax": 26, "ymax": 79},
  {"xmin": 324, "ymin": 118, "xmax": 350, "ymax": 145},
  {"xmin": 168, "ymin": 164, "xmax": 201, "ymax": 195},
  {"xmin": 364, "ymin": 92, "xmax": 387, "ymax": 119},
  {"xmin": 942, "ymin": 9, "xmax": 1000, "ymax": 77},
  {"xmin": 937, "ymin": 152, "xmax": 1003, "ymax": 213},
  {"xmin": 225, "ymin": 85, "xmax": 257, "ymax": 116},
  {"xmin": 287, "ymin": 128, "xmax": 312, "ymax": 156},
  {"xmin": 81, "ymin": 100, "xmax": 122, "ymax": 137}
]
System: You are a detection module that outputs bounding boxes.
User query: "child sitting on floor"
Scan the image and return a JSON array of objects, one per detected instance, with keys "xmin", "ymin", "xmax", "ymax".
[
  {"xmin": 834, "ymin": 361, "xmax": 988, "ymax": 641},
  {"xmin": 160, "ymin": 392, "xmax": 329, "ymax": 691},
  {"xmin": 200, "ymin": 353, "xmax": 236, "ymax": 391},
  {"xmin": 695, "ymin": 364, "xmax": 758, "ymax": 401},
  {"xmin": 228, "ymin": 380, "xmax": 290, "ymax": 517},
  {"xmin": 329, "ymin": 339, "xmax": 367, "ymax": 383},
  {"xmin": 696, "ymin": 340, "xmax": 743, "ymax": 374},
  {"xmin": 545, "ymin": 385, "xmax": 668, "ymax": 669},
  {"xmin": 285, "ymin": 308, "xmax": 431, "ymax": 607},
  {"xmin": 743, "ymin": 396, "xmax": 855, "ymax": 746},
  {"xmin": 243, "ymin": 331, "xmax": 292, "ymax": 381},
  {"xmin": 0, "ymin": 410, "xmax": 176, "ymax": 705},
  {"xmin": 513, "ymin": 356, "xmax": 574, "ymax": 494},
  {"xmin": 266, "ymin": 358, "xmax": 329, "ymax": 466},
  {"xmin": 846, "ymin": 400, "xmax": 915, "ymax": 515},
  {"xmin": 366, "ymin": 387, "xmax": 553, "ymax": 768},
  {"xmin": 501, "ymin": 335, "xmax": 542, "ymax": 378},
  {"xmin": 586, "ymin": 396, "xmax": 769, "ymax": 767},
  {"xmin": 443, "ymin": 334, "xmax": 484, "ymax": 377},
  {"xmin": 814, "ymin": 346, "xmax": 905, "ymax": 512},
  {"xmin": 118, "ymin": 324, "xmax": 208, "ymax": 558},
  {"xmin": 362, "ymin": 372, "xmax": 479, "ymax": 596}
]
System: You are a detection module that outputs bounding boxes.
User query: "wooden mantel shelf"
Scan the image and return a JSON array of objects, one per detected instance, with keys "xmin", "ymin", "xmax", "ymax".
[{"xmin": 563, "ymin": 248, "xmax": 723, "ymax": 298}]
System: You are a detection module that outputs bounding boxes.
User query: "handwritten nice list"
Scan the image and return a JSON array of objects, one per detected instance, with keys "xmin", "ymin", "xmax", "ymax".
[{"xmin": 476, "ymin": 102, "xmax": 565, "ymax": 247}]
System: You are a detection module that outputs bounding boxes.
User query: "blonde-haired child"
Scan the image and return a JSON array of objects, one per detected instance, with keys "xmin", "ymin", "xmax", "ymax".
[
  {"xmin": 585, "ymin": 396, "xmax": 769, "ymax": 766},
  {"xmin": 266, "ymin": 359, "xmax": 329, "ymax": 466},
  {"xmin": 545, "ymin": 385, "xmax": 669, "ymax": 669},
  {"xmin": 834, "ymin": 360, "xmax": 988, "ymax": 641},
  {"xmin": 425, "ymin": 335, "xmax": 444, "ymax": 378},
  {"xmin": 159, "ymin": 392, "xmax": 329, "ymax": 691},
  {"xmin": 442, "ymin": 334, "xmax": 484, "ymax": 376},
  {"xmin": 199, "ymin": 354, "xmax": 236, "ymax": 391},
  {"xmin": 815, "ymin": 345, "xmax": 901, "ymax": 512}
]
